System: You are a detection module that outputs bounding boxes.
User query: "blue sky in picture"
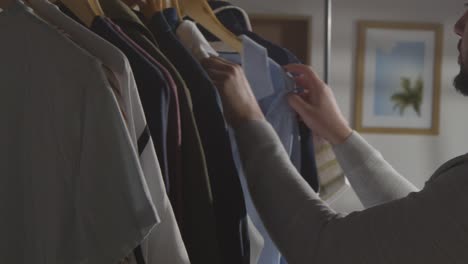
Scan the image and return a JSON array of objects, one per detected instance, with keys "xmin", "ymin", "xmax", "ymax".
[{"xmin": 374, "ymin": 41, "xmax": 425, "ymax": 116}]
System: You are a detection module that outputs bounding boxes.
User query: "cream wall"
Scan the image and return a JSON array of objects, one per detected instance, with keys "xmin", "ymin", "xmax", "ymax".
[{"xmin": 230, "ymin": 0, "xmax": 468, "ymax": 212}]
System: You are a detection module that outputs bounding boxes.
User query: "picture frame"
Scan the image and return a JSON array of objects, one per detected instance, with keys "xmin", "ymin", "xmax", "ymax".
[{"xmin": 354, "ymin": 21, "xmax": 443, "ymax": 135}]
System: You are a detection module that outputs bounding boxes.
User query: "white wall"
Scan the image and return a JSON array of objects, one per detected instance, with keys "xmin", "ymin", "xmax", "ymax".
[{"xmin": 230, "ymin": 0, "xmax": 468, "ymax": 213}]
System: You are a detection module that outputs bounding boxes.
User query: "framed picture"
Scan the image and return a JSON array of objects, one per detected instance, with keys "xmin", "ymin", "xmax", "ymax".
[{"xmin": 354, "ymin": 21, "xmax": 443, "ymax": 135}]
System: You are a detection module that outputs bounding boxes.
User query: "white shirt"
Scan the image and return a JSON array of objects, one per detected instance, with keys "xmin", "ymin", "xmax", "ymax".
[{"xmin": 28, "ymin": 1, "xmax": 190, "ymax": 263}]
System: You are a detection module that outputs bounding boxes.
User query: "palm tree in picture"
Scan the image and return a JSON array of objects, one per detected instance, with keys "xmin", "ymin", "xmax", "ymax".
[{"xmin": 390, "ymin": 76, "xmax": 424, "ymax": 116}]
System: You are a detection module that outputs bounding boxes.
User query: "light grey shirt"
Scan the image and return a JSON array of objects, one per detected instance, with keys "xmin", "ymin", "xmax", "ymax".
[
  {"xmin": 27, "ymin": 1, "xmax": 190, "ymax": 263},
  {"xmin": 333, "ymin": 132, "xmax": 418, "ymax": 208},
  {"xmin": 0, "ymin": 1, "xmax": 159, "ymax": 263},
  {"xmin": 234, "ymin": 119, "xmax": 468, "ymax": 264}
]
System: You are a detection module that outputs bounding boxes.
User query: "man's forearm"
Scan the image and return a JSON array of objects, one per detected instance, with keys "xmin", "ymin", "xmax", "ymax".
[{"xmin": 333, "ymin": 132, "xmax": 419, "ymax": 208}]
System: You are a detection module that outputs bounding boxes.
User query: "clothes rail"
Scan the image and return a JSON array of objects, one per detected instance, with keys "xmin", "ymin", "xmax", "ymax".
[{"xmin": 324, "ymin": 0, "xmax": 332, "ymax": 84}]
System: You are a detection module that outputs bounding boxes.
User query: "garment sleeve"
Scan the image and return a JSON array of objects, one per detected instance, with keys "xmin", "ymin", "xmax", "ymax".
[
  {"xmin": 234, "ymin": 120, "xmax": 468, "ymax": 264},
  {"xmin": 332, "ymin": 132, "xmax": 418, "ymax": 208},
  {"xmin": 77, "ymin": 61, "xmax": 159, "ymax": 263}
]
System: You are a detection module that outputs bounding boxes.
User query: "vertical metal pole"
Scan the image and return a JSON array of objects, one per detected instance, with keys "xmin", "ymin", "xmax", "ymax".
[{"xmin": 324, "ymin": 0, "xmax": 332, "ymax": 84}]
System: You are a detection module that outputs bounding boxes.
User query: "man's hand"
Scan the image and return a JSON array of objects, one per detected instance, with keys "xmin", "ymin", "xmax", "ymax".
[
  {"xmin": 285, "ymin": 64, "xmax": 352, "ymax": 145},
  {"xmin": 201, "ymin": 56, "xmax": 265, "ymax": 128}
]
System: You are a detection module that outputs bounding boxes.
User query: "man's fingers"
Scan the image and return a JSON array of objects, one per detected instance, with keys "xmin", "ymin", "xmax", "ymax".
[
  {"xmin": 287, "ymin": 93, "xmax": 312, "ymax": 120},
  {"xmin": 209, "ymin": 55, "xmax": 235, "ymax": 65},
  {"xmin": 284, "ymin": 64, "xmax": 323, "ymax": 85},
  {"xmin": 201, "ymin": 56, "xmax": 237, "ymax": 72},
  {"xmin": 201, "ymin": 57, "xmax": 226, "ymax": 69},
  {"xmin": 292, "ymin": 75, "xmax": 324, "ymax": 100},
  {"xmin": 204, "ymin": 68, "xmax": 230, "ymax": 85}
]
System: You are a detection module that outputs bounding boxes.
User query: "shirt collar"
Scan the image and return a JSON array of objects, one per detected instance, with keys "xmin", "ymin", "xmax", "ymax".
[
  {"xmin": 211, "ymin": 41, "xmax": 235, "ymax": 53},
  {"xmin": 211, "ymin": 35, "xmax": 275, "ymax": 100},
  {"xmin": 239, "ymin": 35, "xmax": 275, "ymax": 100},
  {"xmin": 176, "ymin": 20, "xmax": 219, "ymax": 61}
]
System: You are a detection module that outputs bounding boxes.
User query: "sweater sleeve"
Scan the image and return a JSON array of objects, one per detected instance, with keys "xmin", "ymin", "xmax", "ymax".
[
  {"xmin": 333, "ymin": 132, "xmax": 418, "ymax": 208},
  {"xmin": 234, "ymin": 120, "xmax": 468, "ymax": 264}
]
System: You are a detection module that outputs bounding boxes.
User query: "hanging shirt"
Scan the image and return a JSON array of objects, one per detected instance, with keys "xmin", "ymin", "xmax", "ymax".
[
  {"xmin": 96, "ymin": 2, "xmax": 184, "ymax": 229},
  {"xmin": 90, "ymin": 17, "xmax": 189, "ymax": 264},
  {"xmin": 33, "ymin": 2, "xmax": 190, "ymax": 264},
  {"xmin": 54, "ymin": 14, "xmax": 189, "ymax": 264},
  {"xmin": 57, "ymin": 2, "xmax": 174, "ymax": 191},
  {"xmin": 106, "ymin": 7, "xmax": 221, "ymax": 263},
  {"xmin": 106, "ymin": 18, "xmax": 182, "ymax": 195},
  {"xmin": 90, "ymin": 17, "xmax": 171, "ymax": 185},
  {"xmin": 198, "ymin": 1, "xmax": 319, "ymax": 198},
  {"xmin": 177, "ymin": 20, "xmax": 301, "ymax": 171},
  {"xmin": 98, "ymin": 0, "xmax": 182, "ymax": 201},
  {"xmin": 100, "ymin": 4, "xmax": 221, "ymax": 262},
  {"xmin": 148, "ymin": 11, "xmax": 251, "ymax": 264},
  {"xmin": 29, "ymin": 3, "xmax": 153, "ymax": 263},
  {"xmin": 177, "ymin": 20, "xmax": 302, "ymax": 264},
  {"xmin": 0, "ymin": 1, "xmax": 159, "ymax": 263}
]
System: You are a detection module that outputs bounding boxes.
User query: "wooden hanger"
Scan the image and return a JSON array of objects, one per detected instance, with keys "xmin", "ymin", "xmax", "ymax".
[
  {"xmin": 150, "ymin": 0, "xmax": 163, "ymax": 12},
  {"xmin": 179, "ymin": 0, "xmax": 242, "ymax": 53},
  {"xmin": 161, "ymin": 0, "xmax": 169, "ymax": 9},
  {"xmin": 60, "ymin": 0, "xmax": 104, "ymax": 27},
  {"xmin": 138, "ymin": 0, "xmax": 162, "ymax": 18},
  {"xmin": 88, "ymin": 0, "xmax": 104, "ymax": 16}
]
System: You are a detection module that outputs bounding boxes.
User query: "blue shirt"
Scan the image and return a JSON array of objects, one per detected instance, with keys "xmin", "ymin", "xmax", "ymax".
[
  {"xmin": 219, "ymin": 36, "xmax": 301, "ymax": 168},
  {"xmin": 218, "ymin": 36, "xmax": 301, "ymax": 264}
]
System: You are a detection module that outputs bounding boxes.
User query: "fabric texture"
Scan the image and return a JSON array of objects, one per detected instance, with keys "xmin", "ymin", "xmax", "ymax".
[
  {"xmin": 69, "ymin": 12, "xmax": 172, "ymax": 191},
  {"xmin": 106, "ymin": 5, "xmax": 221, "ymax": 263},
  {"xmin": 28, "ymin": 2, "xmax": 160, "ymax": 263},
  {"xmin": 0, "ymin": 2, "xmax": 158, "ymax": 263},
  {"xmin": 86, "ymin": 17, "xmax": 189, "ymax": 264},
  {"xmin": 148, "ymin": 10, "xmax": 250, "ymax": 264},
  {"xmin": 99, "ymin": 0, "xmax": 156, "ymax": 44},
  {"xmin": 129, "ymin": 28, "xmax": 219, "ymax": 264},
  {"xmin": 234, "ymin": 119, "xmax": 468, "ymax": 264},
  {"xmin": 99, "ymin": 0, "xmax": 181, "ymax": 198}
]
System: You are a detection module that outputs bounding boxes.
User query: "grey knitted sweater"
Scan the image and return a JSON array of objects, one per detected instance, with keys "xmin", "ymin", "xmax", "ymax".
[{"xmin": 234, "ymin": 120, "xmax": 468, "ymax": 264}]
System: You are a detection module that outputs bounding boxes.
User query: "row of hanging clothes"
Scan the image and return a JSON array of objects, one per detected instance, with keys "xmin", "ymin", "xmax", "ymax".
[{"xmin": 0, "ymin": 0, "xmax": 349, "ymax": 263}]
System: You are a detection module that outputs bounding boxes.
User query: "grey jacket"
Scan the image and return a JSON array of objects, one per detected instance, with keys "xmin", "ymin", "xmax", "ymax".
[{"xmin": 234, "ymin": 119, "xmax": 468, "ymax": 264}]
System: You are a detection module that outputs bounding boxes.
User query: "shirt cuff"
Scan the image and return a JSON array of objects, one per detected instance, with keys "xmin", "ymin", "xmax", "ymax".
[{"xmin": 332, "ymin": 131, "xmax": 383, "ymax": 173}]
